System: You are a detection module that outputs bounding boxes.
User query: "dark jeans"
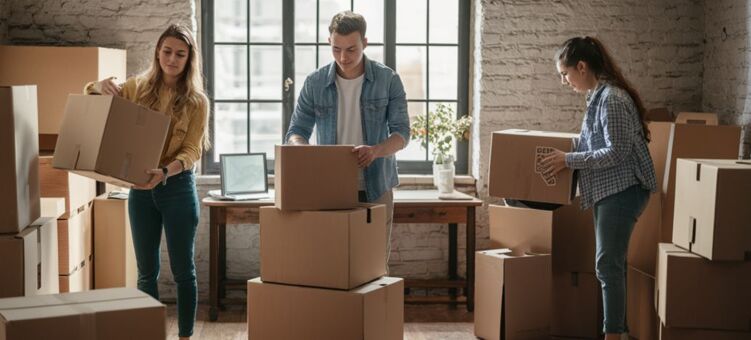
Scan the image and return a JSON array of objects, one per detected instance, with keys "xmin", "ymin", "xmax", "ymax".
[
  {"xmin": 593, "ymin": 185, "xmax": 649, "ymax": 334},
  {"xmin": 128, "ymin": 170, "xmax": 199, "ymax": 337}
]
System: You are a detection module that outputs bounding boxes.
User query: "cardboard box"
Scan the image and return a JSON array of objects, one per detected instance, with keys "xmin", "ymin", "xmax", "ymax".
[
  {"xmin": 0, "ymin": 45, "xmax": 126, "ymax": 135},
  {"xmin": 672, "ymin": 159, "xmax": 751, "ymax": 261},
  {"xmin": 94, "ymin": 196, "xmax": 137, "ymax": 289},
  {"xmin": 0, "ymin": 287, "xmax": 165, "ymax": 340},
  {"xmin": 274, "ymin": 144, "xmax": 359, "ymax": 211},
  {"xmin": 488, "ymin": 201, "xmax": 595, "ymax": 273},
  {"xmin": 655, "ymin": 122, "xmax": 741, "ymax": 241},
  {"xmin": 59, "ymin": 256, "xmax": 92, "ymax": 293},
  {"xmin": 53, "ymin": 95, "xmax": 170, "ymax": 188},
  {"xmin": 0, "ymin": 85, "xmax": 40, "ymax": 234},
  {"xmin": 488, "ymin": 129, "xmax": 578, "ymax": 205},
  {"xmin": 627, "ymin": 266, "xmax": 658, "ymax": 340},
  {"xmin": 57, "ymin": 202, "xmax": 93, "ymax": 275},
  {"xmin": 551, "ymin": 272, "xmax": 602, "ymax": 339},
  {"xmin": 247, "ymin": 276, "xmax": 403, "ymax": 340},
  {"xmin": 659, "ymin": 325, "xmax": 751, "ymax": 340},
  {"xmin": 40, "ymin": 197, "xmax": 66, "ymax": 218},
  {"xmin": 0, "ymin": 217, "xmax": 59, "ymax": 298},
  {"xmin": 628, "ymin": 192, "xmax": 662, "ymax": 276},
  {"xmin": 674, "ymin": 112, "xmax": 718, "ymax": 125},
  {"xmin": 39, "ymin": 155, "xmax": 97, "ymax": 219},
  {"xmin": 260, "ymin": 204, "xmax": 386, "ymax": 290},
  {"xmin": 474, "ymin": 249, "xmax": 551, "ymax": 340},
  {"xmin": 656, "ymin": 243, "xmax": 751, "ymax": 331}
]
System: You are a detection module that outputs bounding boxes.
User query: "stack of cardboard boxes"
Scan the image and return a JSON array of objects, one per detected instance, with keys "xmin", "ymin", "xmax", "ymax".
[
  {"xmin": 247, "ymin": 145, "xmax": 404, "ymax": 340},
  {"xmin": 0, "ymin": 85, "xmax": 61, "ymax": 299}
]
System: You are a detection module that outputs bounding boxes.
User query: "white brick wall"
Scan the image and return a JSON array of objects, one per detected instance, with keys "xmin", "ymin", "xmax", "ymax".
[{"xmin": 702, "ymin": 0, "xmax": 751, "ymax": 158}]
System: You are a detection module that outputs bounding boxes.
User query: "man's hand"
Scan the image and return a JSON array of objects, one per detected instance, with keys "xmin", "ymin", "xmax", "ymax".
[
  {"xmin": 540, "ymin": 149, "xmax": 568, "ymax": 177},
  {"xmin": 132, "ymin": 168, "xmax": 165, "ymax": 190},
  {"xmin": 353, "ymin": 145, "xmax": 382, "ymax": 168},
  {"xmin": 287, "ymin": 134, "xmax": 309, "ymax": 145}
]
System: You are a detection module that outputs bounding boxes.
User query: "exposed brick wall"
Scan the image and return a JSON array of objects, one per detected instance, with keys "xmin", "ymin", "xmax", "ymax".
[{"xmin": 0, "ymin": 0, "xmax": 9, "ymax": 43}]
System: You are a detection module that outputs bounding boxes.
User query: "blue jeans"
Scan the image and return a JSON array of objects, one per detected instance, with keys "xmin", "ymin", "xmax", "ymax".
[
  {"xmin": 593, "ymin": 184, "xmax": 649, "ymax": 334},
  {"xmin": 128, "ymin": 170, "xmax": 199, "ymax": 337}
]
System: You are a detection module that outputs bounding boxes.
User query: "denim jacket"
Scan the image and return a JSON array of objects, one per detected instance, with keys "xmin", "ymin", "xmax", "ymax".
[{"xmin": 285, "ymin": 56, "xmax": 411, "ymax": 202}]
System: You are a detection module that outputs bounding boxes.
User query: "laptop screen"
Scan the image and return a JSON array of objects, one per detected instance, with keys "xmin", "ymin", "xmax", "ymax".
[{"xmin": 220, "ymin": 153, "xmax": 268, "ymax": 195}]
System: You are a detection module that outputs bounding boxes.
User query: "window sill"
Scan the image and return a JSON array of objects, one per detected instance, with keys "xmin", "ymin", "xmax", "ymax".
[{"xmin": 196, "ymin": 174, "xmax": 476, "ymax": 187}]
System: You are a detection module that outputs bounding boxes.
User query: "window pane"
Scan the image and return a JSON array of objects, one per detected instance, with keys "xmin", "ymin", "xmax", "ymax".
[
  {"xmin": 250, "ymin": 102, "xmax": 282, "ymax": 158},
  {"xmin": 429, "ymin": 0, "xmax": 458, "ymax": 44},
  {"xmin": 318, "ymin": 45, "xmax": 334, "ymax": 68},
  {"xmin": 366, "ymin": 45, "xmax": 384, "ymax": 64},
  {"xmin": 396, "ymin": 0, "xmax": 426, "ymax": 43},
  {"xmin": 353, "ymin": 0, "xmax": 383, "ymax": 43},
  {"xmin": 214, "ymin": 0, "xmax": 247, "ymax": 43},
  {"xmin": 294, "ymin": 0, "xmax": 317, "ymax": 43},
  {"xmin": 429, "ymin": 46, "xmax": 458, "ymax": 100},
  {"xmin": 396, "ymin": 46, "xmax": 426, "ymax": 100},
  {"xmin": 214, "ymin": 45, "xmax": 247, "ymax": 100},
  {"xmin": 397, "ymin": 101, "xmax": 426, "ymax": 161},
  {"xmin": 295, "ymin": 46, "xmax": 317, "ymax": 101},
  {"xmin": 250, "ymin": 46, "xmax": 282, "ymax": 100},
  {"xmin": 214, "ymin": 102, "xmax": 248, "ymax": 162},
  {"xmin": 427, "ymin": 101, "xmax": 458, "ymax": 161},
  {"xmin": 319, "ymin": 0, "xmax": 352, "ymax": 42},
  {"xmin": 250, "ymin": 0, "xmax": 282, "ymax": 43}
]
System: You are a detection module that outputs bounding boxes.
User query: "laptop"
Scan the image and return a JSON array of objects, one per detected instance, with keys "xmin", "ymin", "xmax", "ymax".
[{"xmin": 208, "ymin": 153, "xmax": 270, "ymax": 200}]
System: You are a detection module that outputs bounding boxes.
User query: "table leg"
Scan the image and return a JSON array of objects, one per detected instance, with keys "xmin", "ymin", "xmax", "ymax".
[
  {"xmin": 466, "ymin": 207, "xmax": 476, "ymax": 312},
  {"xmin": 449, "ymin": 223, "xmax": 458, "ymax": 301},
  {"xmin": 209, "ymin": 207, "xmax": 220, "ymax": 321},
  {"xmin": 219, "ymin": 221, "xmax": 227, "ymax": 304}
]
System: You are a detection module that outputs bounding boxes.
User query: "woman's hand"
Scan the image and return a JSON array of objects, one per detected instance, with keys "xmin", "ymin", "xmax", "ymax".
[
  {"xmin": 540, "ymin": 149, "xmax": 568, "ymax": 177},
  {"xmin": 95, "ymin": 77, "xmax": 122, "ymax": 96},
  {"xmin": 132, "ymin": 168, "xmax": 165, "ymax": 190}
]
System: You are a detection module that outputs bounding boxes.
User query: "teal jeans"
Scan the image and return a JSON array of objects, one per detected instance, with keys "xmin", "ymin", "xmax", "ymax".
[
  {"xmin": 593, "ymin": 184, "xmax": 649, "ymax": 334},
  {"xmin": 128, "ymin": 170, "xmax": 199, "ymax": 337}
]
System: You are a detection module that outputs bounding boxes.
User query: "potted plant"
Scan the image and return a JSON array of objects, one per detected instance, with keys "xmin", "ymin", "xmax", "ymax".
[{"xmin": 409, "ymin": 104, "xmax": 472, "ymax": 193}]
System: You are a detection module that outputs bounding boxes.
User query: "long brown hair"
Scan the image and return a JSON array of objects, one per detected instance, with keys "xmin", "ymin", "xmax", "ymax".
[
  {"xmin": 137, "ymin": 23, "xmax": 210, "ymax": 149},
  {"xmin": 556, "ymin": 36, "xmax": 650, "ymax": 141}
]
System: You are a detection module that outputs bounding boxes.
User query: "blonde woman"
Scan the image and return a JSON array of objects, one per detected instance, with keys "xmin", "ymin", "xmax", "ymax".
[{"xmin": 85, "ymin": 24, "xmax": 209, "ymax": 340}]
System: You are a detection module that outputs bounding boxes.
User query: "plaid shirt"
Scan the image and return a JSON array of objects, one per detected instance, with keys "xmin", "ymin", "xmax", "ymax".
[{"xmin": 565, "ymin": 82, "xmax": 657, "ymax": 210}]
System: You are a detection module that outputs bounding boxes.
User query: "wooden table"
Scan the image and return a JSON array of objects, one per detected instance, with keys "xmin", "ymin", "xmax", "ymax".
[{"xmin": 202, "ymin": 189, "xmax": 482, "ymax": 321}]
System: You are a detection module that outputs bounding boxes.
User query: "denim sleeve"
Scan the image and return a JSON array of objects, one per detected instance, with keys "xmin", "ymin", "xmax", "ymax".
[
  {"xmin": 285, "ymin": 75, "xmax": 316, "ymax": 143},
  {"xmin": 386, "ymin": 73, "xmax": 410, "ymax": 146},
  {"xmin": 565, "ymin": 94, "xmax": 634, "ymax": 169}
]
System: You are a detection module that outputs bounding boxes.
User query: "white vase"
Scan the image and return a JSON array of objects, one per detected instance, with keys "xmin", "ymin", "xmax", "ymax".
[{"xmin": 433, "ymin": 157, "xmax": 455, "ymax": 194}]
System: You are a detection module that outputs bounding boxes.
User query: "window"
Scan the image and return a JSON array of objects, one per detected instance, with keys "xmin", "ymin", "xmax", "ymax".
[{"xmin": 202, "ymin": 0, "xmax": 470, "ymax": 174}]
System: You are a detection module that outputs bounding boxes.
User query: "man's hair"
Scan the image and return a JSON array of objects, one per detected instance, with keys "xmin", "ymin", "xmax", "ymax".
[{"xmin": 328, "ymin": 11, "xmax": 367, "ymax": 39}]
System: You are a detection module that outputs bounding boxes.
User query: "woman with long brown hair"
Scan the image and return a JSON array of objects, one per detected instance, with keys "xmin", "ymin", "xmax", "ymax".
[
  {"xmin": 541, "ymin": 36, "xmax": 657, "ymax": 340},
  {"xmin": 85, "ymin": 23, "xmax": 209, "ymax": 339}
]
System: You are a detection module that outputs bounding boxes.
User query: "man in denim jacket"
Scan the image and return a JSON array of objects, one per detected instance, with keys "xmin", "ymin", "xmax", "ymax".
[{"xmin": 286, "ymin": 11, "xmax": 410, "ymax": 265}]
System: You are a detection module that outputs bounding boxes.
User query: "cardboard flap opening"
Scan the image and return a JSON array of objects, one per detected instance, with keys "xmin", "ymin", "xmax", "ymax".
[
  {"xmin": 695, "ymin": 163, "xmax": 701, "ymax": 181},
  {"xmin": 569, "ymin": 272, "xmax": 579, "ymax": 287},
  {"xmin": 366, "ymin": 208, "xmax": 372, "ymax": 224},
  {"xmin": 689, "ymin": 217, "xmax": 697, "ymax": 246}
]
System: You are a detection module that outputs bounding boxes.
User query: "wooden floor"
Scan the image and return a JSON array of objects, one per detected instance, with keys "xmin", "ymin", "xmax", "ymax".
[{"xmin": 167, "ymin": 303, "xmax": 475, "ymax": 339}]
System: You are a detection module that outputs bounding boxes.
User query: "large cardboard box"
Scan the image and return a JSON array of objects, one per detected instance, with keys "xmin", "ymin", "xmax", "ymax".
[
  {"xmin": 655, "ymin": 122, "xmax": 741, "ymax": 241},
  {"xmin": 474, "ymin": 249, "xmax": 551, "ymax": 340},
  {"xmin": 627, "ymin": 266, "xmax": 658, "ymax": 340},
  {"xmin": 488, "ymin": 129, "xmax": 578, "ymax": 205},
  {"xmin": 656, "ymin": 243, "xmax": 751, "ymax": 331},
  {"xmin": 0, "ymin": 217, "xmax": 59, "ymax": 298},
  {"xmin": 274, "ymin": 145, "xmax": 359, "ymax": 211},
  {"xmin": 0, "ymin": 288, "xmax": 164, "ymax": 340},
  {"xmin": 39, "ymin": 155, "xmax": 97, "ymax": 219},
  {"xmin": 93, "ymin": 196, "xmax": 137, "ymax": 289},
  {"xmin": 247, "ymin": 277, "xmax": 403, "ymax": 340},
  {"xmin": 53, "ymin": 95, "xmax": 170, "ymax": 188},
  {"xmin": 58, "ymin": 202, "xmax": 93, "ymax": 276},
  {"xmin": 551, "ymin": 271, "xmax": 601, "ymax": 339},
  {"xmin": 672, "ymin": 159, "xmax": 751, "ymax": 261},
  {"xmin": 260, "ymin": 204, "xmax": 386, "ymax": 290},
  {"xmin": 0, "ymin": 85, "xmax": 40, "ymax": 234},
  {"xmin": 0, "ymin": 45, "xmax": 126, "ymax": 137},
  {"xmin": 59, "ymin": 256, "xmax": 92, "ymax": 293},
  {"xmin": 488, "ymin": 201, "xmax": 595, "ymax": 273},
  {"xmin": 628, "ymin": 192, "xmax": 662, "ymax": 276},
  {"xmin": 659, "ymin": 325, "xmax": 751, "ymax": 340}
]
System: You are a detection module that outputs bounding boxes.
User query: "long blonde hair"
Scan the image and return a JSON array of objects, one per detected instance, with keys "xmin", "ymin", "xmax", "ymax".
[{"xmin": 137, "ymin": 23, "xmax": 211, "ymax": 149}]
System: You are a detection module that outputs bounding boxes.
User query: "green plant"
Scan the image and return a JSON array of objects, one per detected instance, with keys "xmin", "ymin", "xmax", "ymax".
[{"xmin": 409, "ymin": 104, "xmax": 472, "ymax": 164}]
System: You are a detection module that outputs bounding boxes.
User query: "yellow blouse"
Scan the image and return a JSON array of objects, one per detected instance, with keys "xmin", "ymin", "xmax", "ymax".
[{"xmin": 85, "ymin": 77, "xmax": 207, "ymax": 170}]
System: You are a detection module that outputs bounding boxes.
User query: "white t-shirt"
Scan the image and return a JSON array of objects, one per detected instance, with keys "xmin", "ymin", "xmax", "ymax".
[{"xmin": 336, "ymin": 73, "xmax": 366, "ymax": 189}]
